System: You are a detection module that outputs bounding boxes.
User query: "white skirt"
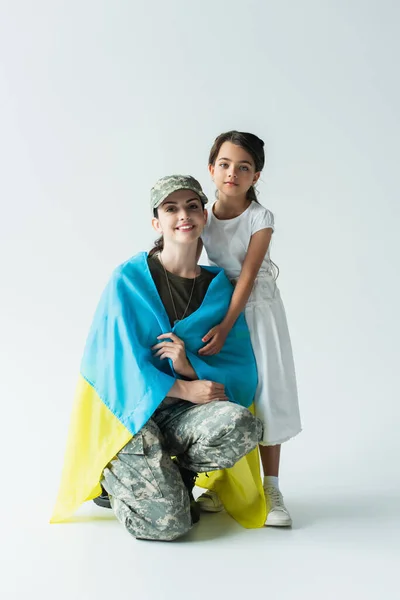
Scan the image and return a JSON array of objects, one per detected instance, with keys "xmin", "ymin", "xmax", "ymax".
[{"xmin": 242, "ymin": 276, "xmax": 302, "ymax": 446}]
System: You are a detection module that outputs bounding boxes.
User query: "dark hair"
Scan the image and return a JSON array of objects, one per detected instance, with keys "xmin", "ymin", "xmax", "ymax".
[
  {"xmin": 148, "ymin": 207, "xmax": 164, "ymax": 257},
  {"xmin": 208, "ymin": 130, "xmax": 265, "ymax": 203},
  {"xmin": 148, "ymin": 201, "xmax": 206, "ymax": 257}
]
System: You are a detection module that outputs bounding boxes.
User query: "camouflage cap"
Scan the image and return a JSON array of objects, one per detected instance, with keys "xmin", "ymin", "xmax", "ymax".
[{"xmin": 150, "ymin": 175, "xmax": 208, "ymax": 211}]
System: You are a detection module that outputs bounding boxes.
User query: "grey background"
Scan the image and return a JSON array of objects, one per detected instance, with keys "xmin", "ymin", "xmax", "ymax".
[{"xmin": 0, "ymin": 1, "xmax": 399, "ymax": 598}]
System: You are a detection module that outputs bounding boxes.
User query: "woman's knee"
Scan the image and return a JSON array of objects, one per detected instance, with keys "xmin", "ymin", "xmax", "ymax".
[
  {"xmin": 122, "ymin": 501, "xmax": 192, "ymax": 542},
  {"xmin": 205, "ymin": 403, "xmax": 263, "ymax": 461},
  {"xmin": 110, "ymin": 481, "xmax": 193, "ymax": 542},
  {"xmin": 153, "ymin": 512, "xmax": 192, "ymax": 541}
]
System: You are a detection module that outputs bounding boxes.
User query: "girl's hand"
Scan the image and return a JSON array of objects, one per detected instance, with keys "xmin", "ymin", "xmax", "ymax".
[
  {"xmin": 152, "ymin": 333, "xmax": 196, "ymax": 379},
  {"xmin": 198, "ymin": 324, "xmax": 229, "ymax": 356}
]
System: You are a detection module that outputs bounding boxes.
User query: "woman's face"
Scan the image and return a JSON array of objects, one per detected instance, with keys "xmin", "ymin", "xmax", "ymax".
[{"xmin": 152, "ymin": 189, "xmax": 207, "ymax": 245}]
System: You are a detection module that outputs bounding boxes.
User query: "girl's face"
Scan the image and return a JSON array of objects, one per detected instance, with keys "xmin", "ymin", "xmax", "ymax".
[
  {"xmin": 209, "ymin": 141, "xmax": 260, "ymax": 199},
  {"xmin": 152, "ymin": 190, "xmax": 207, "ymax": 245}
]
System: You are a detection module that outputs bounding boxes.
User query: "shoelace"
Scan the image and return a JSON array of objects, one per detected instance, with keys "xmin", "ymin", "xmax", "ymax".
[
  {"xmin": 264, "ymin": 486, "xmax": 284, "ymax": 508},
  {"xmin": 200, "ymin": 491, "xmax": 218, "ymax": 502}
]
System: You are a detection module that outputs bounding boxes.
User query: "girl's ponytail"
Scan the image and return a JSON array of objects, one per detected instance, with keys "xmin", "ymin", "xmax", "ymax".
[{"xmin": 246, "ymin": 185, "xmax": 260, "ymax": 204}]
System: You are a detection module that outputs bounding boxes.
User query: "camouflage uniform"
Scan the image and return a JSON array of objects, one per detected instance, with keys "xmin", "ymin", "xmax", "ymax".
[{"xmin": 102, "ymin": 399, "xmax": 263, "ymax": 541}]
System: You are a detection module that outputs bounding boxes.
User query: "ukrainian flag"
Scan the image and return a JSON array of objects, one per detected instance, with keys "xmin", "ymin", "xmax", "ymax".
[{"xmin": 51, "ymin": 253, "xmax": 266, "ymax": 527}]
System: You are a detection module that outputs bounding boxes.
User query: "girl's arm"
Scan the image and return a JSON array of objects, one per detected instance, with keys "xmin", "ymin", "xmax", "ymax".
[
  {"xmin": 198, "ymin": 227, "xmax": 273, "ymax": 356},
  {"xmin": 221, "ymin": 227, "xmax": 273, "ymax": 330}
]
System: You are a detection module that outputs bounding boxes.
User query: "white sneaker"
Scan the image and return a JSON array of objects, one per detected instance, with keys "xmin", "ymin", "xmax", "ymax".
[
  {"xmin": 264, "ymin": 485, "xmax": 292, "ymax": 527},
  {"xmin": 196, "ymin": 490, "xmax": 224, "ymax": 513}
]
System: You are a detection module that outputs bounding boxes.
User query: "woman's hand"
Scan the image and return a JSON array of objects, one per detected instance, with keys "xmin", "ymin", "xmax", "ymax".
[
  {"xmin": 181, "ymin": 380, "xmax": 229, "ymax": 404},
  {"xmin": 152, "ymin": 332, "xmax": 197, "ymax": 379},
  {"xmin": 198, "ymin": 323, "xmax": 229, "ymax": 356}
]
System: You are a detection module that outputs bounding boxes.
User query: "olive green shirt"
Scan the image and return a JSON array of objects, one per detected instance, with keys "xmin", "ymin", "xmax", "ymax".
[{"xmin": 147, "ymin": 254, "xmax": 216, "ymax": 327}]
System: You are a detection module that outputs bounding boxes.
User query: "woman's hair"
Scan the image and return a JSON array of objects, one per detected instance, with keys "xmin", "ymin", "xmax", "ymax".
[
  {"xmin": 148, "ymin": 202, "xmax": 206, "ymax": 257},
  {"xmin": 148, "ymin": 207, "xmax": 164, "ymax": 257},
  {"xmin": 208, "ymin": 130, "xmax": 265, "ymax": 203}
]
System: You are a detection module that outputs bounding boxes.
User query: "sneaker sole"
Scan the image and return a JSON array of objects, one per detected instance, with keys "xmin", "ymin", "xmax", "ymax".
[
  {"xmin": 265, "ymin": 518, "xmax": 292, "ymax": 527},
  {"xmin": 197, "ymin": 503, "xmax": 224, "ymax": 513}
]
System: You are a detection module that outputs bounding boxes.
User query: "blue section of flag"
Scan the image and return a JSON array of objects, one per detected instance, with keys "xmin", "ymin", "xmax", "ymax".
[{"xmin": 81, "ymin": 252, "xmax": 258, "ymax": 435}]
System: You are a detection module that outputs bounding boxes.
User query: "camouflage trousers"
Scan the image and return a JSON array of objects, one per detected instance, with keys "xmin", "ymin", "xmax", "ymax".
[{"xmin": 102, "ymin": 400, "xmax": 263, "ymax": 542}]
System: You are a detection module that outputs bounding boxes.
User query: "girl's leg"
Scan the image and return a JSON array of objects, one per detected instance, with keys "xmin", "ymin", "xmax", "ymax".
[
  {"xmin": 259, "ymin": 443, "xmax": 292, "ymax": 527},
  {"xmin": 259, "ymin": 443, "xmax": 280, "ymax": 476}
]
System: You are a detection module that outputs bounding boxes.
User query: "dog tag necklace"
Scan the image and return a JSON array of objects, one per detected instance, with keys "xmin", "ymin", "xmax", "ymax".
[{"xmin": 158, "ymin": 252, "xmax": 197, "ymax": 325}]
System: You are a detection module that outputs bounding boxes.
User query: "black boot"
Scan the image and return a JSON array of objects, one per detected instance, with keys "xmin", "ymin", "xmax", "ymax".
[
  {"xmin": 174, "ymin": 460, "xmax": 200, "ymax": 525},
  {"xmin": 93, "ymin": 485, "xmax": 111, "ymax": 509},
  {"xmin": 93, "ymin": 465, "xmax": 200, "ymax": 524}
]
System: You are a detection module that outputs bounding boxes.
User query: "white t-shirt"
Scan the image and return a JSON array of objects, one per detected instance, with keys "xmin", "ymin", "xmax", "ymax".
[{"xmin": 202, "ymin": 201, "xmax": 275, "ymax": 280}]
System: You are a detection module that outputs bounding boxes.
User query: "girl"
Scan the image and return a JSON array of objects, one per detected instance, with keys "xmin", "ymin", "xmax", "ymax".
[{"xmin": 197, "ymin": 131, "xmax": 302, "ymax": 527}]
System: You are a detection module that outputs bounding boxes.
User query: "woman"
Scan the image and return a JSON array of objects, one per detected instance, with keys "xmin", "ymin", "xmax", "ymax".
[{"xmin": 51, "ymin": 175, "xmax": 266, "ymax": 541}]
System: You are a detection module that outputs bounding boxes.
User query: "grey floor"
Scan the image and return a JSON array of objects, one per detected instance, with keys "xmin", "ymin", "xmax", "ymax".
[{"xmin": 3, "ymin": 487, "xmax": 399, "ymax": 600}]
